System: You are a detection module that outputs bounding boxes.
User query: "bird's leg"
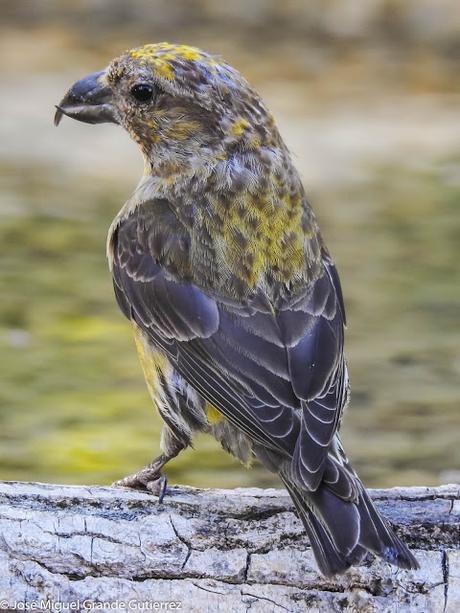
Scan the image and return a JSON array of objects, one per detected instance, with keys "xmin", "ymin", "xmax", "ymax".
[
  {"xmin": 112, "ymin": 453, "xmax": 172, "ymax": 500},
  {"xmin": 112, "ymin": 427, "xmax": 188, "ymax": 501}
]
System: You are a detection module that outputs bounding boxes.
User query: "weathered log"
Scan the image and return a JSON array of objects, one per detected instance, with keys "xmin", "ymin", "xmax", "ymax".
[{"xmin": 0, "ymin": 481, "xmax": 458, "ymax": 612}]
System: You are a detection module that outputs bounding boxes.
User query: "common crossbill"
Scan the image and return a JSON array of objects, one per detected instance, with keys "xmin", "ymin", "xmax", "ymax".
[{"xmin": 55, "ymin": 43, "xmax": 418, "ymax": 576}]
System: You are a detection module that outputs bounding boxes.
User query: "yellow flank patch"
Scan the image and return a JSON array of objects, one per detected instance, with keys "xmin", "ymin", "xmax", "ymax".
[
  {"xmin": 132, "ymin": 324, "xmax": 169, "ymax": 401},
  {"xmin": 206, "ymin": 402, "xmax": 226, "ymax": 424}
]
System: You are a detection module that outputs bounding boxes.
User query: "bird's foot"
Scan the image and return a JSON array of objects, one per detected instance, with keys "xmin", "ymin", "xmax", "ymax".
[{"xmin": 112, "ymin": 462, "xmax": 168, "ymax": 502}]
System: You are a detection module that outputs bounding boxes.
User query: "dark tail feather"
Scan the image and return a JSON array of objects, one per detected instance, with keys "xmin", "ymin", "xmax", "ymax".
[
  {"xmin": 358, "ymin": 487, "xmax": 419, "ymax": 570},
  {"xmin": 283, "ymin": 477, "xmax": 358, "ymax": 576},
  {"xmin": 281, "ymin": 475, "xmax": 419, "ymax": 576}
]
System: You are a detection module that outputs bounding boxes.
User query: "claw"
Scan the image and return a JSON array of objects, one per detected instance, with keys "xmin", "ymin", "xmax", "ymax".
[
  {"xmin": 112, "ymin": 470, "xmax": 168, "ymax": 502},
  {"xmin": 158, "ymin": 475, "xmax": 168, "ymax": 503},
  {"xmin": 144, "ymin": 474, "xmax": 168, "ymax": 502}
]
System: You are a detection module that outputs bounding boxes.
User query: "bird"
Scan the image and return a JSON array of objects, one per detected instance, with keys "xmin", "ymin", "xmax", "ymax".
[{"xmin": 55, "ymin": 42, "xmax": 418, "ymax": 576}]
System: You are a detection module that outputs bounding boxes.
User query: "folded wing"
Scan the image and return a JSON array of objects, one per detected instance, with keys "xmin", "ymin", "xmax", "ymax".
[{"xmin": 111, "ymin": 201, "xmax": 348, "ymax": 488}]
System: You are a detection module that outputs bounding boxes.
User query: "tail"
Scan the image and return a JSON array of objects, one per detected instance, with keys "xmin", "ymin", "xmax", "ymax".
[{"xmin": 280, "ymin": 474, "xmax": 419, "ymax": 577}]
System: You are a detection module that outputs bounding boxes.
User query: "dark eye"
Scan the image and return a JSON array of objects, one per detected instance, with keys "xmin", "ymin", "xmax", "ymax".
[{"xmin": 130, "ymin": 83, "xmax": 154, "ymax": 103}]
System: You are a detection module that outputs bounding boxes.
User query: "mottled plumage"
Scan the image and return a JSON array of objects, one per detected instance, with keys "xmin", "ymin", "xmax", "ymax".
[{"xmin": 56, "ymin": 43, "xmax": 418, "ymax": 576}]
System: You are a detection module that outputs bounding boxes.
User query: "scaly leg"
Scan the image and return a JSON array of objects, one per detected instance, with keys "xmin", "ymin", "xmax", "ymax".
[
  {"xmin": 112, "ymin": 453, "xmax": 172, "ymax": 500},
  {"xmin": 112, "ymin": 427, "xmax": 188, "ymax": 501}
]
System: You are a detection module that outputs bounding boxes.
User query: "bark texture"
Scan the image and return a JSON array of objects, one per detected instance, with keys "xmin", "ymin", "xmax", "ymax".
[{"xmin": 0, "ymin": 481, "xmax": 458, "ymax": 612}]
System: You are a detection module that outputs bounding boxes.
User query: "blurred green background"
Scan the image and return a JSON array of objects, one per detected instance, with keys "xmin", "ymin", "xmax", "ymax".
[{"xmin": 0, "ymin": 1, "xmax": 459, "ymax": 489}]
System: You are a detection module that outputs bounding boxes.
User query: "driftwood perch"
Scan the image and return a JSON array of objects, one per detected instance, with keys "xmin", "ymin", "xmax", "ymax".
[{"xmin": 0, "ymin": 482, "xmax": 458, "ymax": 612}]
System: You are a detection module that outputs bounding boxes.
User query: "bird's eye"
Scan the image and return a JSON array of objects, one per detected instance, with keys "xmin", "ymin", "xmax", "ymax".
[{"xmin": 130, "ymin": 83, "xmax": 154, "ymax": 103}]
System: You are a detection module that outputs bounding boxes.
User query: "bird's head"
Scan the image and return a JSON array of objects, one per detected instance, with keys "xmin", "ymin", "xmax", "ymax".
[{"xmin": 56, "ymin": 43, "xmax": 281, "ymax": 177}]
